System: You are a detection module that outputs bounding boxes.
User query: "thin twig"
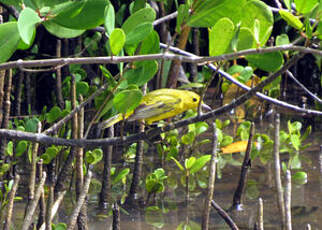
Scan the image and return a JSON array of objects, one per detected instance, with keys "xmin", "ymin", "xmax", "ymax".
[
  {"xmin": 202, "ymin": 123, "xmax": 218, "ymax": 230},
  {"xmin": 232, "ymin": 123, "xmax": 255, "ymax": 209},
  {"xmin": 39, "ymin": 191, "xmax": 66, "ymax": 230},
  {"xmin": 286, "ymin": 70, "xmax": 322, "ymax": 104},
  {"xmin": 3, "ymin": 174, "xmax": 20, "ymax": 230},
  {"xmin": 284, "ymin": 170, "xmax": 292, "ymax": 230},
  {"xmin": 1, "ymin": 45, "xmax": 322, "ymax": 71},
  {"xmin": 66, "ymin": 171, "xmax": 92, "ymax": 230},
  {"xmin": 211, "ymin": 200, "xmax": 239, "ymax": 230},
  {"xmin": 257, "ymin": 197, "xmax": 264, "ymax": 230},
  {"xmin": 273, "ymin": 113, "xmax": 286, "ymax": 228},
  {"xmin": 112, "ymin": 202, "xmax": 120, "ymax": 230},
  {"xmin": 22, "ymin": 172, "xmax": 47, "ymax": 230}
]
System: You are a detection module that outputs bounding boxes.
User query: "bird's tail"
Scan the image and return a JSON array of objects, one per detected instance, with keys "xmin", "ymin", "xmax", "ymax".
[{"xmin": 99, "ymin": 114, "xmax": 123, "ymax": 129}]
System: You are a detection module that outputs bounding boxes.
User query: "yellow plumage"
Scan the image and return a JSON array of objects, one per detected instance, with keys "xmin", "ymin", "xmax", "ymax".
[{"xmin": 102, "ymin": 88, "xmax": 211, "ymax": 128}]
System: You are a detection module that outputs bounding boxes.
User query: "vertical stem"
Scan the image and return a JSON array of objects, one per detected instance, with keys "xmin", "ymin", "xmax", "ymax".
[
  {"xmin": 24, "ymin": 73, "xmax": 31, "ymax": 113},
  {"xmin": 99, "ymin": 126, "xmax": 114, "ymax": 207},
  {"xmin": 202, "ymin": 123, "xmax": 218, "ymax": 230},
  {"xmin": 56, "ymin": 39, "xmax": 64, "ymax": 109},
  {"xmin": 22, "ymin": 172, "xmax": 47, "ymax": 230},
  {"xmin": 273, "ymin": 113, "xmax": 286, "ymax": 228},
  {"xmin": 0, "ymin": 69, "xmax": 5, "ymax": 126},
  {"xmin": 45, "ymin": 185, "xmax": 54, "ymax": 230},
  {"xmin": 66, "ymin": 171, "xmax": 92, "ymax": 230},
  {"xmin": 29, "ymin": 122, "xmax": 41, "ymax": 201},
  {"xmin": 284, "ymin": 170, "xmax": 292, "ymax": 230},
  {"xmin": 257, "ymin": 197, "xmax": 264, "ymax": 230},
  {"xmin": 3, "ymin": 174, "xmax": 20, "ymax": 230},
  {"xmin": 191, "ymin": 28, "xmax": 200, "ymax": 82},
  {"xmin": 127, "ymin": 84, "xmax": 147, "ymax": 204},
  {"xmin": 36, "ymin": 159, "xmax": 46, "ymax": 229},
  {"xmin": 166, "ymin": 25, "xmax": 191, "ymax": 88},
  {"xmin": 0, "ymin": 69, "xmax": 12, "ymax": 160},
  {"xmin": 232, "ymin": 122, "xmax": 255, "ymax": 208},
  {"xmin": 14, "ymin": 71, "xmax": 24, "ymax": 116},
  {"xmin": 112, "ymin": 202, "xmax": 120, "ymax": 230}
]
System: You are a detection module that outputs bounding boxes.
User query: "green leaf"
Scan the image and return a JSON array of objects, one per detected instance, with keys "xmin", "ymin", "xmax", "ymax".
[
  {"xmin": 246, "ymin": 52, "xmax": 284, "ymax": 72},
  {"xmin": 292, "ymin": 171, "xmax": 307, "ymax": 185},
  {"xmin": 122, "ymin": 8, "xmax": 156, "ymax": 35},
  {"xmin": 43, "ymin": 21, "xmax": 85, "ymax": 38},
  {"xmin": 124, "ymin": 60, "xmax": 158, "ymax": 86},
  {"xmin": 276, "ymin": 34, "xmax": 290, "ymax": 46},
  {"xmin": 209, "ymin": 17, "xmax": 235, "ymax": 56},
  {"xmin": 0, "ymin": 22, "xmax": 21, "ymax": 63},
  {"xmin": 46, "ymin": 106, "xmax": 62, "ymax": 123},
  {"xmin": 240, "ymin": 0, "xmax": 273, "ymax": 45},
  {"xmin": 41, "ymin": 146, "xmax": 59, "ymax": 164},
  {"xmin": 109, "ymin": 28, "xmax": 126, "ymax": 55},
  {"xmin": 237, "ymin": 27, "xmax": 256, "ymax": 51},
  {"xmin": 176, "ymin": 3, "xmax": 190, "ymax": 34},
  {"xmin": 125, "ymin": 22, "xmax": 153, "ymax": 45},
  {"xmin": 301, "ymin": 125, "xmax": 311, "ymax": 141},
  {"xmin": 190, "ymin": 155, "xmax": 211, "ymax": 174},
  {"xmin": 170, "ymin": 157, "xmax": 184, "ymax": 171},
  {"xmin": 85, "ymin": 148, "xmax": 103, "ymax": 165},
  {"xmin": 290, "ymin": 134, "xmax": 300, "ymax": 151},
  {"xmin": 18, "ymin": 7, "xmax": 42, "ymax": 45},
  {"xmin": 16, "ymin": 141, "xmax": 28, "ymax": 157},
  {"xmin": 188, "ymin": 0, "xmax": 245, "ymax": 28},
  {"xmin": 6, "ymin": 141, "xmax": 13, "ymax": 157},
  {"xmin": 113, "ymin": 89, "xmax": 143, "ymax": 114},
  {"xmin": 25, "ymin": 117, "xmax": 40, "ymax": 132},
  {"xmin": 104, "ymin": 2, "xmax": 115, "ymax": 36},
  {"xmin": 76, "ymin": 81, "xmax": 89, "ymax": 96},
  {"xmin": 51, "ymin": 0, "xmax": 109, "ymax": 30},
  {"xmin": 279, "ymin": 10, "xmax": 304, "ymax": 30},
  {"xmin": 185, "ymin": 157, "xmax": 196, "ymax": 170},
  {"xmin": 295, "ymin": 0, "xmax": 318, "ymax": 14},
  {"xmin": 113, "ymin": 168, "xmax": 130, "ymax": 184},
  {"xmin": 132, "ymin": 0, "xmax": 146, "ymax": 14},
  {"xmin": 140, "ymin": 30, "xmax": 160, "ymax": 54}
]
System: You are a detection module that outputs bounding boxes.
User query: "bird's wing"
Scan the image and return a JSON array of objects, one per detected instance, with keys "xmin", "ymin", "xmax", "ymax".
[{"xmin": 127, "ymin": 97, "xmax": 181, "ymax": 121}]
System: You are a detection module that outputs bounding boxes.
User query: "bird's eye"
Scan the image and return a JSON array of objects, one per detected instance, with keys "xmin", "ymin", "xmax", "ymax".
[{"xmin": 192, "ymin": 98, "xmax": 198, "ymax": 102}]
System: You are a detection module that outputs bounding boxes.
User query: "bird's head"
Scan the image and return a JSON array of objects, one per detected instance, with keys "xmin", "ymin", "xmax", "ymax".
[{"xmin": 183, "ymin": 91, "xmax": 212, "ymax": 112}]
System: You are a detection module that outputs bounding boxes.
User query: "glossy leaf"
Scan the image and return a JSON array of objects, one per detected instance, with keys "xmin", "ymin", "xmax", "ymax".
[
  {"xmin": 171, "ymin": 157, "xmax": 184, "ymax": 171},
  {"xmin": 237, "ymin": 27, "xmax": 256, "ymax": 50},
  {"xmin": 113, "ymin": 168, "xmax": 130, "ymax": 184},
  {"xmin": 294, "ymin": 0, "xmax": 318, "ymax": 14},
  {"xmin": 18, "ymin": 7, "xmax": 42, "ymax": 45},
  {"xmin": 46, "ymin": 106, "xmax": 63, "ymax": 123},
  {"xmin": 140, "ymin": 30, "xmax": 160, "ymax": 54},
  {"xmin": 43, "ymin": 21, "xmax": 85, "ymax": 38},
  {"xmin": 16, "ymin": 141, "xmax": 28, "ymax": 157},
  {"xmin": 292, "ymin": 171, "xmax": 307, "ymax": 185},
  {"xmin": 188, "ymin": 0, "xmax": 244, "ymax": 27},
  {"xmin": 276, "ymin": 34, "xmax": 290, "ymax": 46},
  {"xmin": 104, "ymin": 2, "xmax": 115, "ymax": 36},
  {"xmin": 113, "ymin": 89, "xmax": 142, "ymax": 114},
  {"xmin": 51, "ymin": 0, "xmax": 109, "ymax": 29},
  {"xmin": 190, "ymin": 155, "xmax": 211, "ymax": 174},
  {"xmin": 279, "ymin": 10, "xmax": 303, "ymax": 30},
  {"xmin": 124, "ymin": 60, "xmax": 158, "ymax": 86},
  {"xmin": 246, "ymin": 52, "xmax": 284, "ymax": 72},
  {"xmin": 125, "ymin": 22, "xmax": 153, "ymax": 45},
  {"xmin": 176, "ymin": 4, "xmax": 190, "ymax": 34},
  {"xmin": 209, "ymin": 17, "xmax": 235, "ymax": 56},
  {"xmin": 122, "ymin": 8, "xmax": 156, "ymax": 35},
  {"xmin": 85, "ymin": 148, "xmax": 103, "ymax": 165},
  {"xmin": 240, "ymin": 0, "xmax": 273, "ymax": 45},
  {"xmin": 109, "ymin": 28, "xmax": 126, "ymax": 55},
  {"xmin": 0, "ymin": 22, "xmax": 20, "ymax": 63},
  {"xmin": 185, "ymin": 157, "xmax": 196, "ymax": 170}
]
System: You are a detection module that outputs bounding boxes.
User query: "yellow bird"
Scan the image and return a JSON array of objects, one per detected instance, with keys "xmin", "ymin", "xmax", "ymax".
[{"xmin": 101, "ymin": 88, "xmax": 211, "ymax": 129}]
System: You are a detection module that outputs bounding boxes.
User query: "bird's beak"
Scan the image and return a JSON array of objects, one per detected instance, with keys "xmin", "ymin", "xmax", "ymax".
[{"xmin": 201, "ymin": 103, "xmax": 212, "ymax": 112}]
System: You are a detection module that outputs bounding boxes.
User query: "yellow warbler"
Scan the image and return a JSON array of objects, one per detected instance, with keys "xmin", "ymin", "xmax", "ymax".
[{"xmin": 101, "ymin": 88, "xmax": 211, "ymax": 128}]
